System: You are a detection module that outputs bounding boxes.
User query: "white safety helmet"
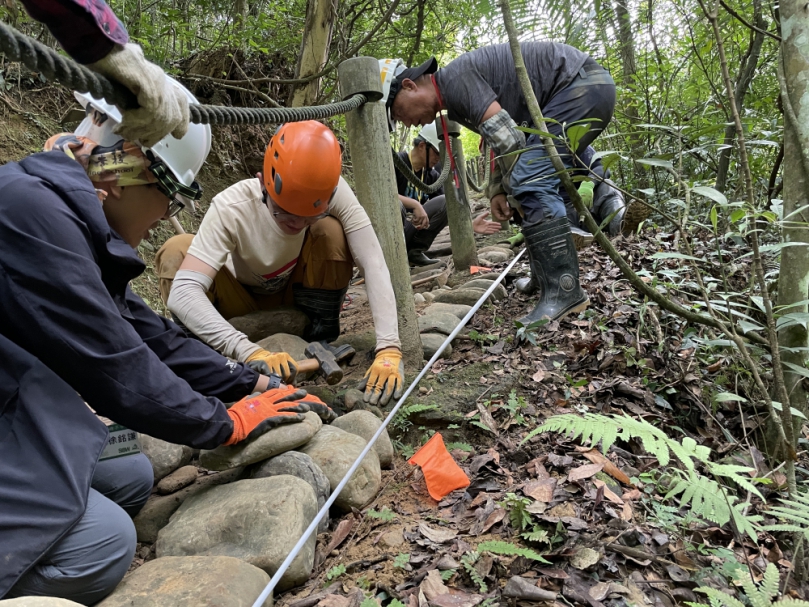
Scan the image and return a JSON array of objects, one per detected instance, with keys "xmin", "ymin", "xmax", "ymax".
[
  {"xmin": 417, "ymin": 123, "xmax": 440, "ymax": 152},
  {"xmin": 73, "ymin": 77, "xmax": 211, "ymax": 212},
  {"xmin": 378, "ymin": 58, "xmax": 405, "ymax": 130}
]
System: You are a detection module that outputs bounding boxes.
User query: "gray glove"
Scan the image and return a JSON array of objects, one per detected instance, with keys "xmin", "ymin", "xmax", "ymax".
[
  {"xmin": 479, "ymin": 109, "xmax": 526, "ymax": 195},
  {"xmin": 89, "ymin": 43, "xmax": 189, "ymax": 147}
]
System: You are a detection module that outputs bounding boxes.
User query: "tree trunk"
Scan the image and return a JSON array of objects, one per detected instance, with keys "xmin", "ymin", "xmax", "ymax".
[
  {"xmin": 776, "ymin": 0, "xmax": 809, "ymax": 431},
  {"xmin": 714, "ymin": 0, "xmax": 765, "ymax": 193},
  {"xmin": 289, "ymin": 0, "xmax": 336, "ymax": 107},
  {"xmin": 610, "ymin": 0, "xmax": 646, "ymax": 187}
]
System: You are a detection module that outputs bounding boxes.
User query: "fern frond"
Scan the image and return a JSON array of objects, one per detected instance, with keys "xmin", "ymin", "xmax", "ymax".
[
  {"xmin": 477, "ymin": 540, "xmax": 550, "ymax": 563},
  {"xmin": 774, "ymin": 599, "xmax": 809, "ymax": 607},
  {"xmin": 761, "ymin": 523, "xmax": 809, "ymax": 538},
  {"xmin": 708, "ymin": 463, "xmax": 764, "ymax": 499},
  {"xmin": 667, "ymin": 473, "xmax": 732, "ymax": 526},
  {"xmin": 694, "ymin": 587, "xmax": 746, "ymax": 607},
  {"xmin": 730, "ymin": 502, "xmax": 761, "ymax": 543},
  {"xmin": 758, "ymin": 564, "xmax": 780, "ymax": 605}
]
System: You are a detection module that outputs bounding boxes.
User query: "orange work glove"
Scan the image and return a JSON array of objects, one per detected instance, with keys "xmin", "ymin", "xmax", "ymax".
[
  {"xmin": 358, "ymin": 347, "xmax": 404, "ymax": 406},
  {"xmin": 223, "ymin": 386, "xmax": 309, "ymax": 445},
  {"xmin": 297, "ymin": 394, "xmax": 338, "ymax": 422},
  {"xmin": 246, "ymin": 348, "xmax": 298, "ymax": 384}
]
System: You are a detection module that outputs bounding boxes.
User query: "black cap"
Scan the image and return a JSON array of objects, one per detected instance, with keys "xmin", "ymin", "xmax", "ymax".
[{"xmin": 386, "ymin": 56, "xmax": 438, "ymax": 108}]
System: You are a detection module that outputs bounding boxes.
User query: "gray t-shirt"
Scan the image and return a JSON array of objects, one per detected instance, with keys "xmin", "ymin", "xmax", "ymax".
[{"xmin": 434, "ymin": 42, "xmax": 590, "ymax": 132}]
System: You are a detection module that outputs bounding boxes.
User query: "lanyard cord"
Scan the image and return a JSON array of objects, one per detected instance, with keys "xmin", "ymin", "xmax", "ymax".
[{"xmin": 430, "ymin": 74, "xmax": 460, "ymax": 188}]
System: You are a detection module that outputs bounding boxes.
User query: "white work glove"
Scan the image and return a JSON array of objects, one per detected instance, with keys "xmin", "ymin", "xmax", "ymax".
[{"xmin": 89, "ymin": 43, "xmax": 189, "ymax": 147}]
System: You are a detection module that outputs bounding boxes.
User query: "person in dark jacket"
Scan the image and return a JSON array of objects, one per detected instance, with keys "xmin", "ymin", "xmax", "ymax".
[{"xmin": 0, "ymin": 81, "xmax": 333, "ymax": 604}]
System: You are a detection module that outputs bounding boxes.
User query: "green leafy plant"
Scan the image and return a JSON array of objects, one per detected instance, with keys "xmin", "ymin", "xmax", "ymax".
[
  {"xmin": 478, "ymin": 540, "xmax": 550, "ymax": 563},
  {"xmin": 500, "ymin": 493, "xmax": 533, "ymax": 531},
  {"xmin": 686, "ymin": 563, "xmax": 809, "ymax": 607},
  {"xmin": 501, "ymin": 389, "xmax": 528, "ymax": 425},
  {"xmin": 325, "ymin": 564, "xmax": 346, "ymax": 581},
  {"xmin": 440, "ymin": 569, "xmax": 456, "ymax": 581},
  {"xmin": 460, "ymin": 551, "xmax": 487, "ymax": 593},
  {"xmin": 366, "ymin": 507, "xmax": 396, "ymax": 522},
  {"xmin": 762, "ymin": 490, "xmax": 809, "ymax": 541},
  {"xmin": 391, "ymin": 403, "xmax": 439, "ymax": 433},
  {"xmin": 468, "ymin": 329, "xmax": 498, "ymax": 346},
  {"xmin": 521, "ymin": 526, "xmax": 550, "ymax": 545},
  {"xmin": 526, "ymin": 413, "xmax": 763, "ymax": 540},
  {"xmin": 389, "ymin": 601, "xmax": 407, "ymax": 607},
  {"xmin": 393, "ymin": 552, "xmax": 410, "ymax": 569},
  {"xmin": 445, "ymin": 441, "xmax": 474, "ymax": 452},
  {"xmin": 514, "ymin": 318, "xmax": 549, "ymax": 345},
  {"xmin": 359, "ymin": 598, "xmax": 380, "ymax": 607}
]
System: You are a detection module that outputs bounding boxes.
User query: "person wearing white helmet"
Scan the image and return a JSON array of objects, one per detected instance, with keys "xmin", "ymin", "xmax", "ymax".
[
  {"xmin": 394, "ymin": 123, "xmax": 502, "ymax": 266},
  {"xmin": 0, "ymin": 76, "xmax": 332, "ymax": 603}
]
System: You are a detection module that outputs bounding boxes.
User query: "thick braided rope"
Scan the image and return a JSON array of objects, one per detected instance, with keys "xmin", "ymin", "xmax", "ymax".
[
  {"xmin": 0, "ymin": 21, "xmax": 367, "ymax": 125},
  {"xmin": 390, "ymin": 144, "xmax": 451, "ymax": 195},
  {"xmin": 465, "ymin": 144, "xmax": 491, "ymax": 193}
]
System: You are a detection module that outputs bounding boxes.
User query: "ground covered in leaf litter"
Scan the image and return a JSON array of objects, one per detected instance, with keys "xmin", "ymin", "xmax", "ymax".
[{"xmin": 278, "ymin": 221, "xmax": 809, "ymax": 607}]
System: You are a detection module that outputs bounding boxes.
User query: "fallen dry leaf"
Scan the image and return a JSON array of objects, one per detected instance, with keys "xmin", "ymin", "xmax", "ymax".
[
  {"xmin": 581, "ymin": 449, "xmax": 632, "ymax": 485},
  {"xmin": 317, "ymin": 596, "xmax": 351, "ymax": 607},
  {"xmin": 589, "ymin": 581, "xmax": 611, "ymax": 601},
  {"xmin": 476, "ymin": 403, "xmax": 499, "ymax": 435},
  {"xmin": 524, "ymin": 478, "xmax": 557, "ymax": 502},
  {"xmin": 420, "ymin": 569, "xmax": 449, "ymax": 601},
  {"xmin": 419, "ymin": 522, "xmax": 458, "ymax": 544},
  {"xmin": 622, "ymin": 489, "xmax": 642, "ymax": 501},
  {"xmin": 568, "ymin": 463, "xmax": 604, "ymax": 482},
  {"xmin": 325, "ymin": 518, "xmax": 354, "ymax": 553},
  {"xmin": 593, "ymin": 480, "xmax": 624, "ymax": 505},
  {"xmin": 532, "ymin": 368, "xmax": 546, "ymax": 382}
]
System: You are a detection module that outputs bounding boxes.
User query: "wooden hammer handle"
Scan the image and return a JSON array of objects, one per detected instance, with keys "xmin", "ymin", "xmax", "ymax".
[{"xmin": 295, "ymin": 358, "xmax": 320, "ymax": 373}]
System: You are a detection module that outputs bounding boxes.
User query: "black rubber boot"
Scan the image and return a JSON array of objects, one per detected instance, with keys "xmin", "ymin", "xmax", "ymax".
[
  {"xmin": 408, "ymin": 249, "xmax": 438, "ymax": 266},
  {"xmin": 518, "ymin": 217, "xmax": 589, "ymax": 325},
  {"xmin": 292, "ymin": 285, "xmax": 348, "ymax": 343},
  {"xmin": 593, "ymin": 178, "xmax": 627, "ymax": 236}
]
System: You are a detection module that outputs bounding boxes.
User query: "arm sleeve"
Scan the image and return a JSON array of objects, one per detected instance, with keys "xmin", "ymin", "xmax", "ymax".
[
  {"xmin": 167, "ymin": 269, "xmax": 262, "ymax": 362},
  {"xmin": 124, "ymin": 287, "xmax": 259, "ymax": 402},
  {"xmin": 20, "ymin": 0, "xmax": 128, "ymax": 64},
  {"xmin": 0, "ymin": 180, "xmax": 232, "ymax": 449},
  {"xmin": 346, "ymin": 225, "xmax": 401, "ymax": 351}
]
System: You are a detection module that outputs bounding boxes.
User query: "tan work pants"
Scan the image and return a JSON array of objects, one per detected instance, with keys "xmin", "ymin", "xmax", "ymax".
[{"xmin": 154, "ymin": 216, "xmax": 354, "ymax": 320}]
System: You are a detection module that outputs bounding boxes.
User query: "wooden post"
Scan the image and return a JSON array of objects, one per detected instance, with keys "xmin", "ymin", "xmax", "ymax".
[
  {"xmin": 437, "ymin": 118, "xmax": 478, "ymax": 272},
  {"xmin": 337, "ymin": 57, "xmax": 423, "ymax": 369}
]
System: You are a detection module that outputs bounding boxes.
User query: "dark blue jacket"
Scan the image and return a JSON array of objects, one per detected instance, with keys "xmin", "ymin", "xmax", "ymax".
[{"xmin": 0, "ymin": 152, "xmax": 259, "ymax": 596}]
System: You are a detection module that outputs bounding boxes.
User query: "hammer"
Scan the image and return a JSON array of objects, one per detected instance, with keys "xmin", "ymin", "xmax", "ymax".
[{"xmin": 295, "ymin": 342, "xmax": 356, "ymax": 385}]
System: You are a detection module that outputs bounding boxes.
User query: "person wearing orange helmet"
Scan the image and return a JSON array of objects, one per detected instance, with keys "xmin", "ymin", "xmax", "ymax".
[{"xmin": 156, "ymin": 121, "xmax": 404, "ymax": 405}]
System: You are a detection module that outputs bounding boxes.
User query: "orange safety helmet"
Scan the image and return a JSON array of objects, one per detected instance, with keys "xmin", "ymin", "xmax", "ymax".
[{"xmin": 263, "ymin": 121, "xmax": 342, "ymax": 217}]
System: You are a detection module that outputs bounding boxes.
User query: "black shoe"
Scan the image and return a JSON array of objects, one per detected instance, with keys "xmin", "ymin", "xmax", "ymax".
[
  {"xmin": 408, "ymin": 250, "xmax": 437, "ymax": 266},
  {"xmin": 292, "ymin": 286, "xmax": 348, "ymax": 343},
  {"xmin": 518, "ymin": 217, "xmax": 589, "ymax": 325}
]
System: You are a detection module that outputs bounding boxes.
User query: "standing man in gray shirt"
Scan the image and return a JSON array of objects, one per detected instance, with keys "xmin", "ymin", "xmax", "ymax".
[{"xmin": 379, "ymin": 42, "xmax": 615, "ymax": 325}]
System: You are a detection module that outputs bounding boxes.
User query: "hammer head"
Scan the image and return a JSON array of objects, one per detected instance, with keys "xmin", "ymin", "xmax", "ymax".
[{"xmin": 305, "ymin": 342, "xmax": 343, "ymax": 385}]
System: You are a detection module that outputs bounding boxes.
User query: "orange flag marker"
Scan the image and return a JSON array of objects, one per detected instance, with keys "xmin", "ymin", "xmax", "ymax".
[
  {"xmin": 408, "ymin": 433, "xmax": 470, "ymax": 501},
  {"xmin": 469, "ymin": 266, "xmax": 493, "ymax": 275}
]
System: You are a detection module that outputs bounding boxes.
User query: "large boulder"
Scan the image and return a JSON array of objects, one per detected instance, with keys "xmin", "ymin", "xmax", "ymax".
[
  {"xmin": 250, "ymin": 451, "xmax": 330, "ymax": 533},
  {"xmin": 96, "ymin": 556, "xmax": 271, "ymax": 607},
  {"xmin": 228, "ymin": 307, "xmax": 309, "ymax": 342},
  {"xmin": 256, "ymin": 333, "xmax": 309, "ymax": 361},
  {"xmin": 156, "ymin": 476, "xmax": 317, "ymax": 590},
  {"xmin": 139, "ymin": 435, "xmax": 193, "ymax": 482},
  {"xmin": 298, "ymin": 426, "xmax": 381, "ymax": 511},
  {"xmin": 422, "ymin": 303, "xmax": 473, "ymax": 319},
  {"xmin": 200, "ymin": 411, "xmax": 322, "ymax": 471},
  {"xmin": 459, "ymin": 279, "xmax": 507, "ymax": 300},
  {"xmin": 331, "ymin": 410, "xmax": 394, "ymax": 468},
  {"xmin": 431, "ymin": 288, "xmax": 491, "ymax": 307},
  {"xmin": 134, "ymin": 467, "xmax": 244, "ymax": 543},
  {"xmin": 418, "ymin": 312, "xmax": 462, "ymax": 336},
  {"xmin": 421, "ymin": 333, "xmax": 453, "ymax": 360}
]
